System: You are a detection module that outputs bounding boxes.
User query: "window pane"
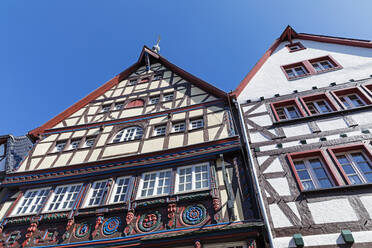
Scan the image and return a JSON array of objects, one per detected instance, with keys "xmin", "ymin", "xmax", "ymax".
[
  {"xmin": 112, "ymin": 177, "xmax": 130, "ymax": 203},
  {"xmin": 302, "ymin": 181, "xmax": 315, "ymax": 190},
  {"xmin": 87, "ymin": 181, "xmax": 108, "ymax": 207}
]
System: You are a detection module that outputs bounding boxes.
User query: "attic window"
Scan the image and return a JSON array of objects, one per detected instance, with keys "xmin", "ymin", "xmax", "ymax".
[
  {"xmin": 281, "ymin": 62, "xmax": 310, "ymax": 80},
  {"xmin": 286, "ymin": 42, "xmax": 305, "ymax": 52},
  {"xmin": 126, "ymin": 99, "xmax": 144, "ymax": 108},
  {"xmin": 128, "ymin": 79, "xmax": 137, "ymax": 86},
  {"xmin": 140, "ymin": 77, "xmax": 150, "ymax": 83},
  {"xmin": 309, "ymin": 55, "xmax": 342, "ymax": 74}
]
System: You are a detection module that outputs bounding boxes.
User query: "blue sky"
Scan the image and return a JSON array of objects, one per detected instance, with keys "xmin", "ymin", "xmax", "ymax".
[{"xmin": 1, "ymin": 0, "xmax": 372, "ymax": 136}]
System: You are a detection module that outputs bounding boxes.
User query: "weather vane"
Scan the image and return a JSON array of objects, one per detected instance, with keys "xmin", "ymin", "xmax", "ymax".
[{"xmin": 152, "ymin": 36, "xmax": 161, "ymax": 53}]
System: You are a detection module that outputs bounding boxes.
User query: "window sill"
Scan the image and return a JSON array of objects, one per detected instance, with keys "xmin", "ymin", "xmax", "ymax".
[
  {"xmin": 287, "ymin": 74, "xmax": 311, "ymax": 81},
  {"xmin": 301, "ymin": 182, "xmax": 372, "ymax": 196}
]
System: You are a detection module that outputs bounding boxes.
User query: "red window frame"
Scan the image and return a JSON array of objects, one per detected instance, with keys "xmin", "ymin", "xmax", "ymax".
[
  {"xmin": 328, "ymin": 144, "xmax": 372, "ymax": 185},
  {"xmin": 287, "ymin": 150, "xmax": 341, "ymax": 191},
  {"xmin": 332, "ymin": 87, "xmax": 371, "ymax": 109},
  {"xmin": 270, "ymin": 99, "xmax": 306, "ymax": 121},
  {"xmin": 362, "ymin": 84, "xmax": 372, "ymax": 95},
  {"xmin": 126, "ymin": 99, "xmax": 144, "ymax": 108},
  {"xmin": 286, "ymin": 42, "xmax": 306, "ymax": 53},
  {"xmin": 281, "ymin": 62, "xmax": 312, "ymax": 81},
  {"xmin": 299, "ymin": 93, "xmax": 338, "ymax": 115},
  {"xmin": 308, "ymin": 55, "xmax": 342, "ymax": 74}
]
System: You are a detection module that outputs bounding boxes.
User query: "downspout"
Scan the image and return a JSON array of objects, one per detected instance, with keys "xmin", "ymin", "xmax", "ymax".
[{"xmin": 233, "ymin": 98, "xmax": 274, "ymax": 248}]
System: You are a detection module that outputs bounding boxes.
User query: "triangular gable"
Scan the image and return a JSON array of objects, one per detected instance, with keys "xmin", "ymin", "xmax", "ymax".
[
  {"xmin": 29, "ymin": 46, "xmax": 227, "ymax": 139},
  {"xmin": 233, "ymin": 25, "xmax": 372, "ymax": 97}
]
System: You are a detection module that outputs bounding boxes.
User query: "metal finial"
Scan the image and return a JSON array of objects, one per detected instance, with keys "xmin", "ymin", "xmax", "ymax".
[{"xmin": 152, "ymin": 36, "xmax": 161, "ymax": 53}]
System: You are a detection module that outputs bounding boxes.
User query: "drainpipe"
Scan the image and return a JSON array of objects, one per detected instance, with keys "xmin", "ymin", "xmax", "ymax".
[{"xmin": 233, "ymin": 99, "xmax": 274, "ymax": 248}]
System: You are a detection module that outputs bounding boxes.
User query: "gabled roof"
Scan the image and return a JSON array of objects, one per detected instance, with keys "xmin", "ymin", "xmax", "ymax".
[
  {"xmin": 29, "ymin": 46, "xmax": 227, "ymax": 139},
  {"xmin": 233, "ymin": 25, "xmax": 372, "ymax": 97}
]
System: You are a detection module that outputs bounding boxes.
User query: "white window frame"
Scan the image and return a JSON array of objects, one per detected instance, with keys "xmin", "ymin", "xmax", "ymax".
[
  {"xmin": 109, "ymin": 176, "xmax": 131, "ymax": 204},
  {"xmin": 83, "ymin": 180, "xmax": 109, "ymax": 208},
  {"xmin": 285, "ymin": 65, "xmax": 307, "ymax": 79},
  {"xmin": 69, "ymin": 139, "xmax": 81, "ymax": 150},
  {"xmin": 55, "ymin": 141, "xmax": 67, "ymax": 152},
  {"xmin": 12, "ymin": 187, "xmax": 51, "ymax": 216},
  {"xmin": 154, "ymin": 125, "xmax": 167, "ymax": 136},
  {"xmin": 306, "ymin": 99, "xmax": 332, "ymax": 114},
  {"xmin": 275, "ymin": 105, "xmax": 301, "ymax": 120},
  {"xmin": 137, "ymin": 169, "xmax": 172, "ymax": 199},
  {"xmin": 102, "ymin": 104, "xmax": 111, "ymax": 113},
  {"xmin": 149, "ymin": 96, "xmax": 160, "ymax": 105},
  {"xmin": 189, "ymin": 119, "xmax": 204, "ymax": 130},
  {"xmin": 175, "ymin": 163, "xmax": 210, "ymax": 193},
  {"xmin": 113, "ymin": 126, "xmax": 143, "ymax": 143},
  {"xmin": 43, "ymin": 183, "xmax": 83, "ymax": 212},
  {"xmin": 339, "ymin": 93, "xmax": 366, "ymax": 109},
  {"xmin": 163, "ymin": 93, "xmax": 174, "ymax": 102},
  {"xmin": 293, "ymin": 157, "xmax": 334, "ymax": 190},
  {"xmin": 115, "ymin": 102, "xmax": 125, "ymax": 110},
  {"xmin": 312, "ymin": 60, "xmax": 334, "ymax": 72},
  {"xmin": 84, "ymin": 137, "xmax": 96, "ymax": 148},
  {"xmin": 336, "ymin": 150, "xmax": 372, "ymax": 184},
  {"xmin": 172, "ymin": 122, "xmax": 186, "ymax": 133}
]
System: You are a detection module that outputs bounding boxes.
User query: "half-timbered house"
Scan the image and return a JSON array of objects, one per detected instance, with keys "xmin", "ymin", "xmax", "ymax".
[
  {"xmin": 0, "ymin": 46, "xmax": 264, "ymax": 247},
  {"xmin": 234, "ymin": 26, "xmax": 372, "ymax": 247}
]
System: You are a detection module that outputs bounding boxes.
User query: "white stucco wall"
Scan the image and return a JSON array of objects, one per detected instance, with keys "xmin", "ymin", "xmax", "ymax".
[{"xmin": 237, "ymin": 39, "xmax": 372, "ymax": 102}]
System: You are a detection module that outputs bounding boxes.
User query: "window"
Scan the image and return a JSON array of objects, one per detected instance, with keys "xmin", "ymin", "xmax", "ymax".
[
  {"xmin": 172, "ymin": 122, "xmax": 186, "ymax": 133},
  {"xmin": 85, "ymin": 180, "xmax": 109, "ymax": 207},
  {"xmin": 176, "ymin": 164, "xmax": 210, "ymax": 193},
  {"xmin": 333, "ymin": 88, "xmax": 370, "ymax": 109},
  {"xmin": 149, "ymin": 96, "xmax": 160, "ymax": 105},
  {"xmin": 312, "ymin": 60, "xmax": 334, "ymax": 72},
  {"xmin": 287, "ymin": 150, "xmax": 338, "ymax": 191},
  {"xmin": 128, "ymin": 79, "xmax": 137, "ymax": 86},
  {"xmin": 102, "ymin": 104, "xmax": 111, "ymax": 112},
  {"xmin": 275, "ymin": 105, "xmax": 300, "ymax": 120},
  {"xmin": 70, "ymin": 139, "xmax": 80, "ymax": 150},
  {"xmin": 13, "ymin": 188, "xmax": 50, "ymax": 216},
  {"xmin": 190, "ymin": 119, "xmax": 204, "ymax": 130},
  {"xmin": 163, "ymin": 93, "xmax": 174, "ymax": 102},
  {"xmin": 286, "ymin": 42, "xmax": 305, "ymax": 52},
  {"xmin": 293, "ymin": 158, "xmax": 333, "ymax": 190},
  {"xmin": 44, "ymin": 184, "xmax": 82, "ymax": 212},
  {"xmin": 154, "ymin": 125, "xmax": 166, "ymax": 136},
  {"xmin": 154, "ymin": 73, "xmax": 163, "ymax": 80},
  {"xmin": 113, "ymin": 126, "xmax": 143, "ymax": 143},
  {"xmin": 137, "ymin": 170, "xmax": 172, "ymax": 198},
  {"xmin": 115, "ymin": 102, "xmax": 125, "ymax": 110},
  {"xmin": 282, "ymin": 62, "xmax": 309, "ymax": 80},
  {"xmin": 109, "ymin": 177, "xmax": 131, "ymax": 204},
  {"xmin": 301, "ymin": 94, "xmax": 336, "ymax": 115},
  {"xmin": 0, "ymin": 142, "xmax": 6, "ymax": 163},
  {"xmin": 85, "ymin": 137, "xmax": 96, "ymax": 147},
  {"xmin": 55, "ymin": 141, "xmax": 66, "ymax": 152},
  {"xmin": 126, "ymin": 99, "xmax": 144, "ymax": 109},
  {"xmin": 309, "ymin": 56, "xmax": 341, "ymax": 74},
  {"xmin": 339, "ymin": 94, "xmax": 366, "ymax": 109},
  {"xmin": 328, "ymin": 145, "xmax": 372, "ymax": 186}
]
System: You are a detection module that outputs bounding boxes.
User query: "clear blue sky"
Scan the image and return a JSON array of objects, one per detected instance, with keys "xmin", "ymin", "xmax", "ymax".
[{"xmin": 2, "ymin": 0, "xmax": 372, "ymax": 136}]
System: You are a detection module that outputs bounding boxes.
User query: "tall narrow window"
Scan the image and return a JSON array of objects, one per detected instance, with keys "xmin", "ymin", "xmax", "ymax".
[
  {"xmin": 110, "ymin": 177, "xmax": 131, "ymax": 204},
  {"xmin": 176, "ymin": 164, "xmax": 210, "ymax": 193},
  {"xmin": 13, "ymin": 188, "xmax": 50, "ymax": 216},
  {"xmin": 85, "ymin": 180, "xmax": 109, "ymax": 207},
  {"xmin": 137, "ymin": 170, "xmax": 172, "ymax": 198},
  {"xmin": 45, "ymin": 184, "xmax": 82, "ymax": 212},
  {"xmin": 336, "ymin": 152, "xmax": 372, "ymax": 184},
  {"xmin": 113, "ymin": 126, "xmax": 143, "ymax": 143}
]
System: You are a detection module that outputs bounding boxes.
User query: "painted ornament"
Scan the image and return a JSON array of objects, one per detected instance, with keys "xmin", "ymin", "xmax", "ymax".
[
  {"xmin": 182, "ymin": 205, "xmax": 206, "ymax": 225},
  {"xmin": 138, "ymin": 212, "xmax": 161, "ymax": 232},
  {"xmin": 102, "ymin": 217, "xmax": 121, "ymax": 235},
  {"xmin": 74, "ymin": 223, "xmax": 90, "ymax": 238}
]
